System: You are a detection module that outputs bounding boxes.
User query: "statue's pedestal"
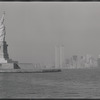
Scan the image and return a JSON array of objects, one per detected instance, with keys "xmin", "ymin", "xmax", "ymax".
[
  {"xmin": 0, "ymin": 63, "xmax": 20, "ymax": 69},
  {"xmin": 0, "ymin": 58, "xmax": 8, "ymax": 63},
  {"xmin": 0, "ymin": 41, "xmax": 20, "ymax": 69},
  {"xmin": 0, "ymin": 41, "xmax": 9, "ymax": 63}
]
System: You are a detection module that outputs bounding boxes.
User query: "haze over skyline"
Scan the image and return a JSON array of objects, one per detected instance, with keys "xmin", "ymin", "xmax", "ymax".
[{"xmin": 0, "ymin": 2, "xmax": 100, "ymax": 66}]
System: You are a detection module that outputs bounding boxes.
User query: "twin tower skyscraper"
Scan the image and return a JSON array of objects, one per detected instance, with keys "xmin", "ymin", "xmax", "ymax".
[{"xmin": 55, "ymin": 45, "xmax": 64, "ymax": 68}]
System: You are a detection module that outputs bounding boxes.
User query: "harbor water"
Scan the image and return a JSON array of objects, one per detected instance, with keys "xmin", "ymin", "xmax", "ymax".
[{"xmin": 0, "ymin": 68, "xmax": 100, "ymax": 98}]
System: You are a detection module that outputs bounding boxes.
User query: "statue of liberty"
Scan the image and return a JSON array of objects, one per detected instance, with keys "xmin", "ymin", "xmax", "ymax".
[
  {"xmin": 0, "ymin": 12, "xmax": 9, "ymax": 62},
  {"xmin": 0, "ymin": 12, "xmax": 19, "ymax": 69},
  {"xmin": 0, "ymin": 12, "xmax": 5, "ymax": 41}
]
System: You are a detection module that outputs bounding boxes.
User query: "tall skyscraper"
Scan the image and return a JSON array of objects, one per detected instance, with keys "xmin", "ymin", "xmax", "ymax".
[
  {"xmin": 55, "ymin": 46, "xmax": 59, "ymax": 68},
  {"xmin": 55, "ymin": 45, "xmax": 64, "ymax": 69},
  {"xmin": 60, "ymin": 45, "xmax": 64, "ymax": 68}
]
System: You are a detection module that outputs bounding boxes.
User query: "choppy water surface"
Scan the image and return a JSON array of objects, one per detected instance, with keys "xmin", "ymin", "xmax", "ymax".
[{"xmin": 0, "ymin": 69, "xmax": 100, "ymax": 98}]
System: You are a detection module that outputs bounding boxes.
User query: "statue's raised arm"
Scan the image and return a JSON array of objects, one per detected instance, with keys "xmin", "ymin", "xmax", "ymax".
[
  {"xmin": 0, "ymin": 12, "xmax": 6, "ymax": 41},
  {"xmin": 0, "ymin": 12, "xmax": 5, "ymax": 25}
]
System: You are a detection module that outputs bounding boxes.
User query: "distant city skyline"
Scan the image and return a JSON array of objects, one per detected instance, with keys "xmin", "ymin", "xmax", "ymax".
[{"xmin": 0, "ymin": 2, "xmax": 100, "ymax": 66}]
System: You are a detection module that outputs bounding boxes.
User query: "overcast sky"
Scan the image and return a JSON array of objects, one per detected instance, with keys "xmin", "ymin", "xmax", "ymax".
[{"xmin": 0, "ymin": 2, "xmax": 100, "ymax": 65}]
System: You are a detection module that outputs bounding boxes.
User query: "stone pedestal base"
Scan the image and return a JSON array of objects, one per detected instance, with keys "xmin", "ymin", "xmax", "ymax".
[
  {"xmin": 0, "ymin": 63, "xmax": 20, "ymax": 69},
  {"xmin": 0, "ymin": 41, "xmax": 9, "ymax": 62},
  {"xmin": 0, "ymin": 58, "xmax": 8, "ymax": 63}
]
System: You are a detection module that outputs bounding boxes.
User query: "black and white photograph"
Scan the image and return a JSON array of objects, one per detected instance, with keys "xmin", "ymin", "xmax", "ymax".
[{"xmin": 0, "ymin": 2, "xmax": 100, "ymax": 99}]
